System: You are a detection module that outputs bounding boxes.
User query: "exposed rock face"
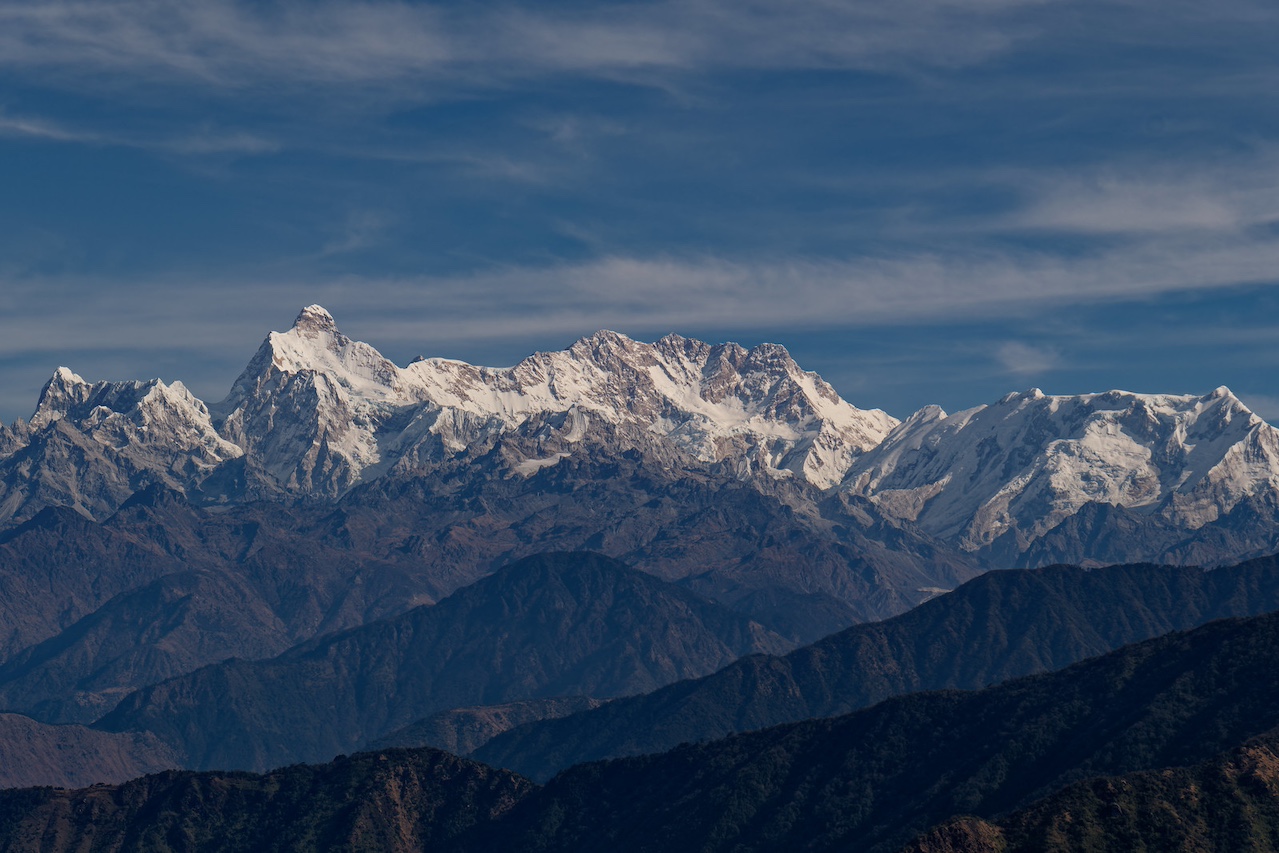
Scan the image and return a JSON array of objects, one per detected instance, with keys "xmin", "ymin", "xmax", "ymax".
[
  {"xmin": 212, "ymin": 306, "xmax": 899, "ymax": 497},
  {"xmin": 0, "ymin": 369, "xmax": 240, "ymax": 521}
]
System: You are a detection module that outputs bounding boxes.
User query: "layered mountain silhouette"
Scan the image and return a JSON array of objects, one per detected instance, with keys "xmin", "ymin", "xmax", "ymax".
[
  {"xmin": 0, "ymin": 713, "xmax": 177, "ymax": 789},
  {"xmin": 2, "ymin": 303, "xmax": 1279, "ymax": 840},
  {"xmin": 469, "ymin": 609, "xmax": 1279, "ymax": 852},
  {"xmin": 94, "ymin": 552, "xmax": 791, "ymax": 771},
  {"xmin": 475, "ymin": 555, "xmax": 1279, "ymax": 779},
  {"xmin": 48, "ymin": 551, "xmax": 1276, "ymax": 789},
  {"xmin": 4, "ymin": 607, "xmax": 1279, "ymax": 851}
]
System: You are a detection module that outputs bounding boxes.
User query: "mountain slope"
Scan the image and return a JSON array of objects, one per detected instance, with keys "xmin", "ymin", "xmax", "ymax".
[
  {"xmin": 0, "ymin": 469, "xmax": 973, "ymax": 734},
  {"xmin": 0, "ymin": 486, "xmax": 472, "ymax": 722},
  {"xmin": 0, "ymin": 748, "xmax": 530, "ymax": 852},
  {"xmin": 8, "ymin": 610, "xmax": 1279, "ymax": 850},
  {"xmin": 0, "ymin": 369, "xmax": 241, "ymax": 523},
  {"xmin": 96, "ymin": 552, "xmax": 793, "ymax": 772},
  {"xmin": 343, "ymin": 456, "xmax": 977, "ymax": 640},
  {"xmin": 474, "ymin": 609, "xmax": 1279, "ymax": 853},
  {"xmin": 367, "ymin": 697, "xmax": 606, "ymax": 756},
  {"xmin": 0, "ymin": 713, "xmax": 178, "ymax": 788},
  {"xmin": 3, "ymin": 306, "xmax": 1279, "ymax": 574},
  {"xmin": 905, "ymin": 730, "xmax": 1279, "ymax": 853},
  {"xmin": 0, "ymin": 307, "xmax": 972, "ymax": 647},
  {"xmin": 0, "ymin": 504, "xmax": 185, "ymax": 661},
  {"xmin": 476, "ymin": 555, "xmax": 1279, "ymax": 780},
  {"xmin": 0, "ymin": 306, "xmax": 899, "ymax": 526},
  {"xmin": 0, "ymin": 569, "xmax": 293, "ymax": 724},
  {"xmin": 213, "ymin": 305, "xmax": 898, "ymax": 497}
]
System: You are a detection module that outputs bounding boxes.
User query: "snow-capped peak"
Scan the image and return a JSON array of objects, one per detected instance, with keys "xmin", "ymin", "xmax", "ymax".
[
  {"xmin": 30, "ymin": 367, "xmax": 91, "ymax": 429},
  {"xmin": 219, "ymin": 305, "xmax": 407, "ymax": 416},
  {"xmin": 2, "ymin": 304, "xmax": 1279, "ymax": 568},
  {"xmin": 845, "ymin": 385, "xmax": 1279, "ymax": 550},
  {"xmin": 268, "ymin": 306, "xmax": 400, "ymax": 398},
  {"xmin": 293, "ymin": 304, "xmax": 336, "ymax": 333},
  {"xmin": 400, "ymin": 323, "xmax": 898, "ymax": 487},
  {"xmin": 52, "ymin": 366, "xmax": 86, "ymax": 385},
  {"xmin": 210, "ymin": 307, "xmax": 898, "ymax": 493}
]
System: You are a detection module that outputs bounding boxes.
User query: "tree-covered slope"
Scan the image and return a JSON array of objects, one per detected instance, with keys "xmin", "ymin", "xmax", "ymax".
[
  {"xmin": 7, "ymin": 609, "xmax": 1279, "ymax": 851},
  {"xmin": 904, "ymin": 729, "xmax": 1279, "ymax": 853},
  {"xmin": 472, "ymin": 609, "xmax": 1279, "ymax": 852},
  {"xmin": 0, "ymin": 748, "xmax": 530, "ymax": 853},
  {"xmin": 478, "ymin": 556, "xmax": 1279, "ymax": 779}
]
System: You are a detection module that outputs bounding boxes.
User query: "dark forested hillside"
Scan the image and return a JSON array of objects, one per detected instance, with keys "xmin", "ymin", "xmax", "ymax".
[
  {"xmin": 7, "ymin": 609, "xmax": 1279, "ymax": 852},
  {"xmin": 478, "ymin": 556, "xmax": 1279, "ymax": 779},
  {"xmin": 0, "ymin": 748, "xmax": 531, "ymax": 853},
  {"xmin": 471, "ymin": 609, "xmax": 1279, "ymax": 852},
  {"xmin": 368, "ymin": 697, "xmax": 607, "ymax": 756},
  {"xmin": 0, "ymin": 469, "xmax": 976, "ymax": 737},
  {"xmin": 904, "ymin": 729, "xmax": 1279, "ymax": 853}
]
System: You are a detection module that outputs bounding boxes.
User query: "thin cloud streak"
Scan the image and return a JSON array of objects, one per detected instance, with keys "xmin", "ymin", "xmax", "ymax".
[
  {"xmin": 0, "ymin": 112, "xmax": 99, "ymax": 143},
  {"xmin": 2, "ymin": 0, "xmax": 1271, "ymax": 104},
  {"xmin": 0, "ymin": 110, "xmax": 279, "ymax": 155},
  {"xmin": 1005, "ymin": 161, "xmax": 1279, "ymax": 236},
  {"xmin": 5, "ymin": 229, "xmax": 1279, "ymax": 361},
  {"xmin": 0, "ymin": 0, "xmax": 1057, "ymax": 93}
]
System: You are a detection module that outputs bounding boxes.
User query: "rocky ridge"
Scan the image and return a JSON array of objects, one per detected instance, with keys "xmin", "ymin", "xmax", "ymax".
[
  {"xmin": 6, "ymin": 304, "xmax": 893, "ymax": 517},
  {"xmin": 1, "ymin": 305, "xmax": 1278, "ymax": 567}
]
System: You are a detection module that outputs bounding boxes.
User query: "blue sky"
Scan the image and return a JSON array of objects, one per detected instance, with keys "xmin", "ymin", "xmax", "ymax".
[{"xmin": 1, "ymin": 0, "xmax": 1278, "ymax": 422}]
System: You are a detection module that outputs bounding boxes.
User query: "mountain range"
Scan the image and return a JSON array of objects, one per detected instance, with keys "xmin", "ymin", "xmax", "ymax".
[
  {"xmin": 4, "ymin": 305, "xmax": 1278, "ymax": 572},
  {"xmin": 4, "ymin": 605, "xmax": 1279, "ymax": 852},
  {"xmin": 0, "ymin": 306, "xmax": 1276, "ymax": 654},
  {"xmin": 473, "ymin": 555, "xmax": 1279, "ymax": 780},
  {"xmin": 2, "ymin": 305, "xmax": 1279, "ymax": 848},
  {"xmin": 8, "ymin": 551, "xmax": 1264, "ymax": 787},
  {"xmin": 94, "ymin": 552, "xmax": 790, "ymax": 772}
]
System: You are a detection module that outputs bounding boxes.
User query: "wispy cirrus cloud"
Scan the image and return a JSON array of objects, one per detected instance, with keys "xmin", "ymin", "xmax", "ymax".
[
  {"xmin": 1004, "ymin": 159, "xmax": 1279, "ymax": 236},
  {"xmin": 321, "ymin": 209, "xmax": 395, "ymax": 256},
  {"xmin": 2, "ymin": 0, "xmax": 1273, "ymax": 99},
  {"xmin": 0, "ymin": 112, "xmax": 98, "ymax": 143},
  {"xmin": 0, "ymin": 109, "xmax": 279, "ymax": 155},
  {"xmin": 2, "ymin": 222, "xmax": 1278, "ymax": 418},
  {"xmin": 6, "ymin": 224, "xmax": 1279, "ymax": 359},
  {"xmin": 0, "ymin": 0, "xmax": 1053, "ymax": 94}
]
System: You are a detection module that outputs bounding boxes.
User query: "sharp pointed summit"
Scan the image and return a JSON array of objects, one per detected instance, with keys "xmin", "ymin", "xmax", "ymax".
[
  {"xmin": 0, "ymin": 306, "xmax": 1277, "ymax": 573},
  {"xmin": 292, "ymin": 303, "xmax": 337, "ymax": 334}
]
